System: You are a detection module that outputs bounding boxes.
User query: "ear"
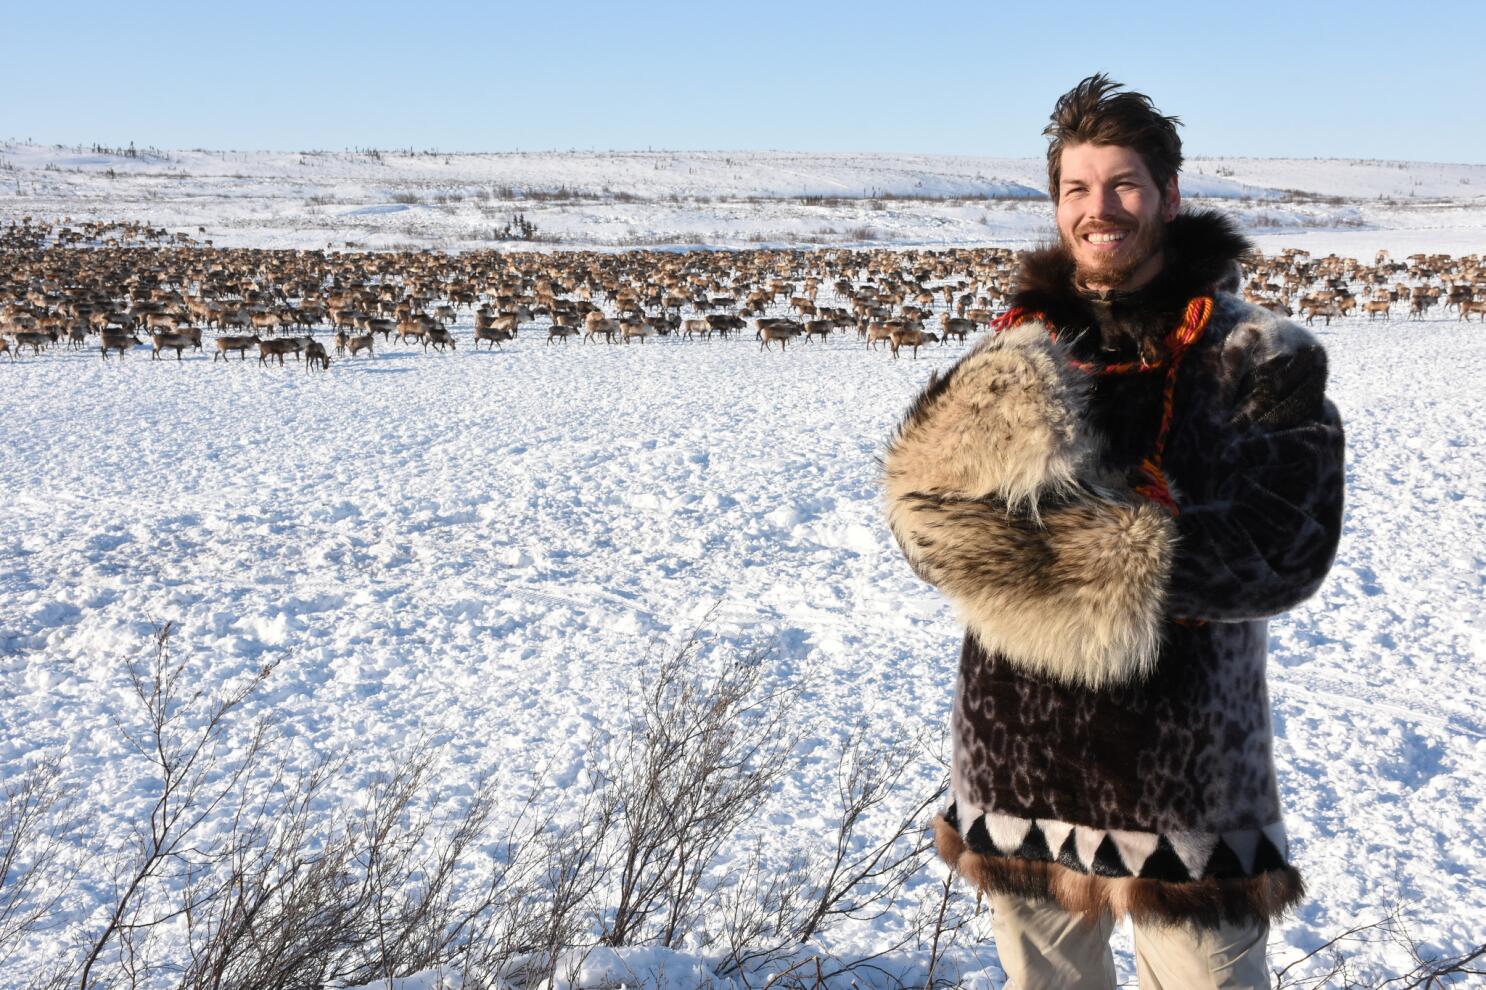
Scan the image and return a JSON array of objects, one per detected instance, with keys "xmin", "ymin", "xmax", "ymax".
[{"xmin": 1163, "ymin": 176, "xmax": 1181, "ymax": 221}]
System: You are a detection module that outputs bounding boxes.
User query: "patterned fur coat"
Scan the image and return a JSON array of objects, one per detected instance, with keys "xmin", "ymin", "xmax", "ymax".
[{"xmin": 883, "ymin": 210, "xmax": 1345, "ymax": 928}]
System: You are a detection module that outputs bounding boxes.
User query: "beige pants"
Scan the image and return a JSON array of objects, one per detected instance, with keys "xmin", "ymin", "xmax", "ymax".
[{"xmin": 989, "ymin": 894, "xmax": 1270, "ymax": 990}]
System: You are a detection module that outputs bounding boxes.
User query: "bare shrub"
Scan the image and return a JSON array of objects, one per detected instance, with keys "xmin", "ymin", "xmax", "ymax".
[
  {"xmin": 39, "ymin": 620, "xmax": 972, "ymax": 989},
  {"xmin": 74, "ymin": 622, "xmax": 276, "ymax": 990},
  {"xmin": 0, "ymin": 758, "xmax": 77, "ymax": 973},
  {"xmin": 596, "ymin": 629, "xmax": 799, "ymax": 948},
  {"xmin": 1273, "ymin": 907, "xmax": 1486, "ymax": 989}
]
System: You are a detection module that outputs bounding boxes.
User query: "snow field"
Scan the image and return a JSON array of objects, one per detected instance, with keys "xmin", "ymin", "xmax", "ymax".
[
  {"xmin": 4, "ymin": 143, "xmax": 1484, "ymax": 256},
  {"xmin": 2, "ymin": 302, "xmax": 1484, "ymax": 984}
]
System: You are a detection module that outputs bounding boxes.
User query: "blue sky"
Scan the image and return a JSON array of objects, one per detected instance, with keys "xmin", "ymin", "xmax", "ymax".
[{"xmin": 3, "ymin": 0, "xmax": 1482, "ymax": 162}]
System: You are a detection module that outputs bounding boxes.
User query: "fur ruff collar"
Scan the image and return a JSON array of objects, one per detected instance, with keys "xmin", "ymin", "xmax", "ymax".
[{"xmin": 1009, "ymin": 209, "xmax": 1250, "ymax": 361}]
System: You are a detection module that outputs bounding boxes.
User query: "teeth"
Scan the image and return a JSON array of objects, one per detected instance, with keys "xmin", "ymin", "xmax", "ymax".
[{"xmin": 1088, "ymin": 232, "xmax": 1126, "ymax": 243}]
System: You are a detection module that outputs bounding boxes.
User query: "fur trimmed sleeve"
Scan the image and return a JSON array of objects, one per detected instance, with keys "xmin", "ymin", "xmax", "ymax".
[
  {"xmin": 882, "ymin": 325, "xmax": 1177, "ymax": 689},
  {"xmin": 1165, "ymin": 338, "xmax": 1345, "ymax": 622}
]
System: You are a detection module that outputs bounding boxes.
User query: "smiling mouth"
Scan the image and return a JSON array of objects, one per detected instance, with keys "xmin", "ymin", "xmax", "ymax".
[{"xmin": 1084, "ymin": 230, "xmax": 1127, "ymax": 245}]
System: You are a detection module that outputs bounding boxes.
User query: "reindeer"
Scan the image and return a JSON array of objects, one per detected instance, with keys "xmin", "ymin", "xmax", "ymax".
[
  {"xmin": 249, "ymin": 310, "xmax": 282, "ymax": 336},
  {"xmin": 1362, "ymin": 299, "xmax": 1391, "ymax": 320},
  {"xmin": 214, "ymin": 334, "xmax": 261, "ymax": 361},
  {"xmin": 889, "ymin": 325, "xmax": 936, "ymax": 359},
  {"xmin": 620, "ymin": 319, "xmax": 655, "ymax": 344},
  {"xmin": 395, "ymin": 316, "xmax": 429, "ymax": 345},
  {"xmin": 802, "ymin": 320, "xmax": 834, "ymax": 344},
  {"xmin": 334, "ymin": 328, "xmax": 350, "ymax": 356},
  {"xmin": 1302, "ymin": 301, "xmax": 1341, "ymax": 326},
  {"xmin": 425, "ymin": 326, "xmax": 457, "ymax": 351},
  {"xmin": 475, "ymin": 324, "xmax": 516, "ymax": 349},
  {"xmin": 582, "ymin": 318, "xmax": 617, "ymax": 345},
  {"xmin": 14, "ymin": 330, "xmax": 58, "ymax": 355},
  {"xmin": 706, "ymin": 313, "xmax": 745, "ymax": 338},
  {"xmin": 347, "ymin": 333, "xmax": 376, "ymax": 357},
  {"xmin": 939, "ymin": 316, "xmax": 974, "ymax": 344},
  {"xmin": 304, "ymin": 339, "xmax": 330, "ymax": 371},
  {"xmin": 547, "ymin": 324, "xmax": 579, "ymax": 344},
  {"xmin": 789, "ymin": 297, "xmax": 817, "ymax": 320},
  {"xmin": 756, "ymin": 319, "xmax": 801, "ymax": 351},
  {"xmin": 0, "ymin": 337, "xmax": 11, "ymax": 361},
  {"xmin": 150, "ymin": 331, "xmax": 194, "ymax": 360},
  {"xmin": 257, "ymin": 337, "xmax": 302, "ymax": 366},
  {"xmin": 864, "ymin": 320, "xmax": 903, "ymax": 350},
  {"xmin": 100, "ymin": 332, "xmax": 142, "ymax": 360}
]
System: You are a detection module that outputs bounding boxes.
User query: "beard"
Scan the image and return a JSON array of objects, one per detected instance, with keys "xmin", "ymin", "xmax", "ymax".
[{"xmin": 1062, "ymin": 213, "xmax": 1168, "ymax": 291}]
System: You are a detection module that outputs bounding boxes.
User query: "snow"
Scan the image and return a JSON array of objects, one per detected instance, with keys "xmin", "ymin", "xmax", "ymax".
[
  {"xmin": 3, "ymin": 142, "xmax": 1484, "ymax": 255},
  {"xmin": 1, "ymin": 148, "xmax": 1484, "ymax": 986}
]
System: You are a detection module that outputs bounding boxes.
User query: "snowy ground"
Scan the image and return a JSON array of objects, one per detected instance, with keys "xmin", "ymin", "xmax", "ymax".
[
  {"xmin": 3, "ymin": 143, "xmax": 1485, "ymax": 256},
  {"xmin": 2, "ymin": 144, "xmax": 1484, "ymax": 985},
  {"xmin": 3, "ymin": 301, "xmax": 1484, "ymax": 985}
]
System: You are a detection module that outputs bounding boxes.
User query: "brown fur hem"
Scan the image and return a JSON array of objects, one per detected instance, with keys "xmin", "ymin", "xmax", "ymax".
[{"xmin": 933, "ymin": 815, "xmax": 1303, "ymax": 930}]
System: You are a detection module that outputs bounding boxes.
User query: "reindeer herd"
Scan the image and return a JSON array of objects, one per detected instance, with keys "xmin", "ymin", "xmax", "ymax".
[{"xmin": 1, "ymin": 219, "xmax": 1482, "ymax": 370}]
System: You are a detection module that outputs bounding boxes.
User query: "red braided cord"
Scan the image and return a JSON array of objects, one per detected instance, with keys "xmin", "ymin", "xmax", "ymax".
[
  {"xmin": 997, "ymin": 296, "xmax": 1215, "ymax": 514},
  {"xmin": 993, "ymin": 296, "xmax": 1216, "ymax": 625},
  {"xmin": 991, "ymin": 307, "xmax": 1042, "ymax": 332}
]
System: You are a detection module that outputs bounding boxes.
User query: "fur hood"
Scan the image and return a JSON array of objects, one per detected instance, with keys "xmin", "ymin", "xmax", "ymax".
[{"xmin": 1010, "ymin": 209, "xmax": 1250, "ymax": 362}]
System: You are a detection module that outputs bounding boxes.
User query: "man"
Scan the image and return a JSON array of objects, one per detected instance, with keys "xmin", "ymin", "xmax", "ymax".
[{"xmin": 883, "ymin": 75, "xmax": 1345, "ymax": 988}]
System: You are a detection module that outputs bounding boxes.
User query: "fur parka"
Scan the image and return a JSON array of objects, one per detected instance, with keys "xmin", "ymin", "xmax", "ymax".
[{"xmin": 883, "ymin": 210, "xmax": 1345, "ymax": 929}]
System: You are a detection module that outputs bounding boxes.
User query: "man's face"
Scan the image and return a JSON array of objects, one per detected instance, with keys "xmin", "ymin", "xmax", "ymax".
[{"xmin": 1055, "ymin": 142, "xmax": 1179, "ymax": 292}]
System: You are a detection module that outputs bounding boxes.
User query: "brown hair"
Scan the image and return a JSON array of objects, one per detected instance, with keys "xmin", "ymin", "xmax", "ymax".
[{"xmin": 1044, "ymin": 74, "xmax": 1183, "ymax": 202}]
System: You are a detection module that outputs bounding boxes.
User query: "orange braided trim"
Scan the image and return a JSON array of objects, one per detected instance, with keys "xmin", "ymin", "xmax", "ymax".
[
  {"xmin": 1132, "ymin": 456, "xmax": 1178, "ymax": 514},
  {"xmin": 991, "ymin": 307, "xmax": 1043, "ymax": 332}
]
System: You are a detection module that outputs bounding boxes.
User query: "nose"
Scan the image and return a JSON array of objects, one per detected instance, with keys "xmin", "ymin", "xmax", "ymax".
[{"xmin": 1087, "ymin": 184, "xmax": 1118, "ymax": 219}]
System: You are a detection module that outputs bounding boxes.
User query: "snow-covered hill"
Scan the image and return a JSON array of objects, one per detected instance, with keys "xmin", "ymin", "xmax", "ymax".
[{"xmin": 3, "ymin": 143, "xmax": 1483, "ymax": 256}]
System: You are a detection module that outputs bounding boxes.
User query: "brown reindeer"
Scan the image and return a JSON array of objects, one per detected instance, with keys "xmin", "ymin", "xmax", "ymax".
[
  {"xmin": 151, "ymin": 331, "xmax": 194, "ymax": 360},
  {"xmin": 214, "ymin": 334, "xmax": 261, "ymax": 361},
  {"xmin": 257, "ymin": 338, "xmax": 302, "ymax": 366},
  {"xmin": 757, "ymin": 320, "xmax": 801, "ymax": 351},
  {"xmin": 304, "ymin": 339, "xmax": 330, "ymax": 371},
  {"xmin": 13, "ymin": 330, "xmax": 57, "ymax": 355},
  {"xmin": 395, "ymin": 316, "xmax": 429, "ymax": 345},
  {"xmin": 347, "ymin": 333, "xmax": 375, "ymax": 357},
  {"xmin": 939, "ymin": 316, "xmax": 974, "ymax": 343},
  {"xmin": 889, "ymin": 326, "xmax": 937, "ymax": 359},
  {"xmin": 582, "ymin": 317, "xmax": 617, "ymax": 345},
  {"xmin": 1302, "ymin": 301, "xmax": 1341, "ymax": 326},
  {"xmin": 620, "ymin": 319, "xmax": 655, "ymax": 344},
  {"xmin": 802, "ymin": 320, "xmax": 833, "ymax": 343},
  {"xmin": 100, "ymin": 332, "xmax": 142, "ymax": 360},
  {"xmin": 476, "ymin": 324, "xmax": 516, "ymax": 349}
]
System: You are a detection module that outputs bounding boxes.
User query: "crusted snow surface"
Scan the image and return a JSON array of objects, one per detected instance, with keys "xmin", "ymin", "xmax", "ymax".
[{"xmin": 2, "ymin": 301, "xmax": 1483, "ymax": 984}]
